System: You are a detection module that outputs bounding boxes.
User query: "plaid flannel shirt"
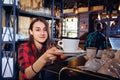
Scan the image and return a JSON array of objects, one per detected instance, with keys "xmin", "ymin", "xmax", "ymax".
[
  {"xmin": 18, "ymin": 42, "xmax": 45, "ymax": 80},
  {"xmin": 84, "ymin": 31, "xmax": 108, "ymax": 50}
]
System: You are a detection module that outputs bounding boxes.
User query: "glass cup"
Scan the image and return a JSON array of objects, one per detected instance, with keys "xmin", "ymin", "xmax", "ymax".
[{"xmin": 86, "ymin": 47, "xmax": 97, "ymax": 60}]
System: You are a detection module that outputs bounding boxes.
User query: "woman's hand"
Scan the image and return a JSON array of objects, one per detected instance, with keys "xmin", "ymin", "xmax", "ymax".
[{"xmin": 41, "ymin": 47, "xmax": 63, "ymax": 64}]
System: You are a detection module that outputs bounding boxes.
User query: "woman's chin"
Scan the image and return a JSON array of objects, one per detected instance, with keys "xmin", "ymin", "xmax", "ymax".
[{"xmin": 39, "ymin": 40, "xmax": 46, "ymax": 43}]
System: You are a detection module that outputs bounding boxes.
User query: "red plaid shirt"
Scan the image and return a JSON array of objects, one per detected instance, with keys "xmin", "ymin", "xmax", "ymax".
[{"xmin": 18, "ymin": 42, "xmax": 45, "ymax": 80}]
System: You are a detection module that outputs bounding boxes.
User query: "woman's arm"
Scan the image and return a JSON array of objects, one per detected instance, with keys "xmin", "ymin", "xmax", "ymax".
[
  {"xmin": 25, "ymin": 55, "xmax": 47, "ymax": 79},
  {"xmin": 25, "ymin": 47, "xmax": 63, "ymax": 79}
]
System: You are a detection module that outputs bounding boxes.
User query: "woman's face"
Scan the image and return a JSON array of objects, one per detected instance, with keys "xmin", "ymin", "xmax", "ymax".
[{"xmin": 30, "ymin": 21, "xmax": 48, "ymax": 43}]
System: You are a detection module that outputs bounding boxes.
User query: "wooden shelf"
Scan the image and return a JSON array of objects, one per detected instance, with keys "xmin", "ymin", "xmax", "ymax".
[{"xmin": 19, "ymin": 10, "xmax": 61, "ymax": 20}]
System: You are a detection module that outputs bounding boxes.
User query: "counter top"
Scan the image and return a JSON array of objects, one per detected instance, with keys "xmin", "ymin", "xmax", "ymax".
[
  {"xmin": 43, "ymin": 57, "xmax": 120, "ymax": 80},
  {"xmin": 43, "ymin": 60, "xmax": 68, "ymax": 74}
]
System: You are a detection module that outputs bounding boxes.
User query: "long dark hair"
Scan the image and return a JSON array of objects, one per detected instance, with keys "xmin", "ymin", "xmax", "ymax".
[{"xmin": 28, "ymin": 17, "xmax": 51, "ymax": 50}]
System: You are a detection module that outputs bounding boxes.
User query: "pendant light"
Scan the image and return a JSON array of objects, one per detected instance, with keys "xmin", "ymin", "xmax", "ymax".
[{"xmin": 73, "ymin": 2, "xmax": 78, "ymax": 14}]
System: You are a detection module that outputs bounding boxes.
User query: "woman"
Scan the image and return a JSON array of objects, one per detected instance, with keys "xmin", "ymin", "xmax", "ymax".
[{"xmin": 18, "ymin": 17, "xmax": 65, "ymax": 80}]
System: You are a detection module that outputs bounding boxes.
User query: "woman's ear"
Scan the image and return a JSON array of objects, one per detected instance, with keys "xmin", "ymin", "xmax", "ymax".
[{"xmin": 29, "ymin": 30, "xmax": 33, "ymax": 35}]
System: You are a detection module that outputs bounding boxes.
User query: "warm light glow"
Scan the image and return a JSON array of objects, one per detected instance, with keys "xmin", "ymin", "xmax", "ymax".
[
  {"xmin": 97, "ymin": 13, "xmax": 101, "ymax": 20},
  {"xmin": 73, "ymin": 2, "xmax": 78, "ymax": 14},
  {"xmin": 81, "ymin": 26, "xmax": 84, "ymax": 29},
  {"xmin": 119, "ymin": 5, "xmax": 120, "ymax": 11},
  {"xmin": 74, "ymin": 8, "xmax": 78, "ymax": 14},
  {"xmin": 106, "ymin": 14, "xmax": 109, "ymax": 18}
]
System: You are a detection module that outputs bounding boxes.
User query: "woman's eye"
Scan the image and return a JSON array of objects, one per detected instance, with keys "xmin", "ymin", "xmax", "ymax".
[
  {"xmin": 36, "ymin": 29, "xmax": 40, "ymax": 31},
  {"xmin": 44, "ymin": 28, "xmax": 47, "ymax": 31}
]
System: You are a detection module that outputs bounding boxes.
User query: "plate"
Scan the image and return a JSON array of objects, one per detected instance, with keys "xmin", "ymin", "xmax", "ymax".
[{"xmin": 59, "ymin": 50, "xmax": 86, "ymax": 56}]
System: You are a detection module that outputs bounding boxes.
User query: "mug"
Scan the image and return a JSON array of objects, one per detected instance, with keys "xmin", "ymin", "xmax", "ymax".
[{"xmin": 57, "ymin": 38, "xmax": 80, "ymax": 52}]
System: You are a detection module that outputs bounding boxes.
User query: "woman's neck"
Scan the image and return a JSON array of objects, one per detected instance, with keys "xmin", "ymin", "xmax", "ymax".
[{"xmin": 34, "ymin": 40, "xmax": 43, "ymax": 50}]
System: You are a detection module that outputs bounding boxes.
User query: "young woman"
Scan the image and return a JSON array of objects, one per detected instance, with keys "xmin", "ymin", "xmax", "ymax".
[{"xmin": 18, "ymin": 17, "xmax": 65, "ymax": 80}]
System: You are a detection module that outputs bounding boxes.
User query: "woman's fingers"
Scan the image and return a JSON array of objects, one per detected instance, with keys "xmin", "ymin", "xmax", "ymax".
[
  {"xmin": 43, "ymin": 52, "xmax": 56, "ymax": 63},
  {"xmin": 49, "ymin": 56, "xmax": 56, "ymax": 64},
  {"xmin": 43, "ymin": 47, "xmax": 63, "ymax": 64},
  {"xmin": 47, "ymin": 47, "xmax": 63, "ymax": 56}
]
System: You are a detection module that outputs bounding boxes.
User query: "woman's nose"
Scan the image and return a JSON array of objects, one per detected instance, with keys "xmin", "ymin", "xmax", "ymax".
[{"xmin": 41, "ymin": 31, "xmax": 45, "ymax": 34}]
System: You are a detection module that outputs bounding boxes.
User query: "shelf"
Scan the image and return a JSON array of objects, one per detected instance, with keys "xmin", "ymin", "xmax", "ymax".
[
  {"xmin": 79, "ymin": 30, "xmax": 88, "ymax": 32},
  {"xmin": 3, "ymin": 4, "xmax": 61, "ymax": 20},
  {"xmin": 3, "ymin": 4, "xmax": 17, "ymax": 7},
  {"xmin": 3, "ymin": 4, "xmax": 18, "ymax": 13},
  {"xmin": 19, "ymin": 10, "xmax": 61, "ymax": 20},
  {"xmin": 2, "ymin": 41, "xmax": 16, "ymax": 44}
]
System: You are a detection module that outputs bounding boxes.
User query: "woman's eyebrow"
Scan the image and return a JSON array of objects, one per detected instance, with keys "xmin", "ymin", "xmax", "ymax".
[{"xmin": 35, "ymin": 26, "xmax": 41, "ymax": 28}]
